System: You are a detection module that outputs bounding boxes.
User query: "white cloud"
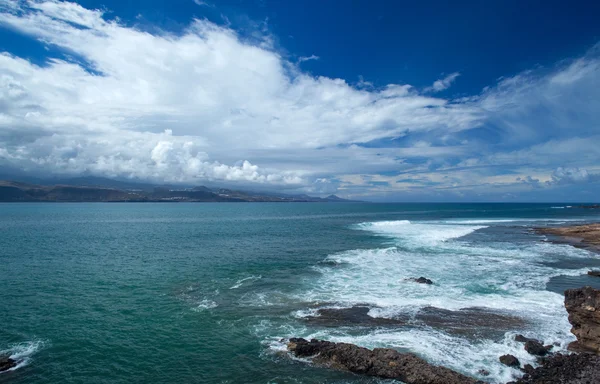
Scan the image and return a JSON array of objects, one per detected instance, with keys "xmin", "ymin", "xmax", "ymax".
[
  {"xmin": 193, "ymin": 0, "xmax": 211, "ymax": 6},
  {"xmin": 298, "ymin": 54, "xmax": 319, "ymax": 63},
  {"xmin": 0, "ymin": 0, "xmax": 481, "ymax": 188},
  {"xmin": 427, "ymin": 72, "xmax": 460, "ymax": 92},
  {"xmin": 0, "ymin": 1, "xmax": 599, "ymax": 200},
  {"xmin": 550, "ymin": 167, "xmax": 591, "ymax": 184}
]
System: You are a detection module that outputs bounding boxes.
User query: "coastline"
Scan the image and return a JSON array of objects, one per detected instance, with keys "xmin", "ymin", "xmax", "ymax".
[
  {"xmin": 535, "ymin": 224, "xmax": 600, "ymax": 253},
  {"xmin": 283, "ymin": 221, "xmax": 600, "ymax": 383}
]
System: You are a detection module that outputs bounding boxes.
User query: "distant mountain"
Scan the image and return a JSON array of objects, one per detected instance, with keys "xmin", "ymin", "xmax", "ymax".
[{"xmin": 0, "ymin": 179, "xmax": 359, "ymax": 203}]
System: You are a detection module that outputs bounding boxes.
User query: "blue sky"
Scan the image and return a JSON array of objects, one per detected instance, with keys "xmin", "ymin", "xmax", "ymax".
[{"xmin": 0, "ymin": 0, "xmax": 599, "ymax": 201}]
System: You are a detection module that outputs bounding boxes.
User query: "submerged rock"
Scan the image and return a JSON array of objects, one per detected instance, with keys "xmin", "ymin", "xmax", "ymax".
[
  {"xmin": 0, "ymin": 356, "xmax": 17, "ymax": 372},
  {"xmin": 415, "ymin": 307, "xmax": 526, "ymax": 339},
  {"xmin": 564, "ymin": 286, "xmax": 600, "ymax": 353},
  {"xmin": 304, "ymin": 306, "xmax": 405, "ymax": 327},
  {"xmin": 286, "ymin": 338, "xmax": 483, "ymax": 384},
  {"xmin": 588, "ymin": 270, "xmax": 600, "ymax": 277},
  {"xmin": 301, "ymin": 305, "xmax": 525, "ymax": 339},
  {"xmin": 408, "ymin": 277, "xmax": 433, "ymax": 284},
  {"xmin": 499, "ymin": 354, "xmax": 520, "ymax": 367},
  {"xmin": 510, "ymin": 353, "xmax": 600, "ymax": 384}
]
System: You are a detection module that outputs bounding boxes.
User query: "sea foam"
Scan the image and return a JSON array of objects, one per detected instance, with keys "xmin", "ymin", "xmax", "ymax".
[
  {"xmin": 0, "ymin": 340, "xmax": 46, "ymax": 373},
  {"xmin": 263, "ymin": 219, "xmax": 592, "ymax": 383}
]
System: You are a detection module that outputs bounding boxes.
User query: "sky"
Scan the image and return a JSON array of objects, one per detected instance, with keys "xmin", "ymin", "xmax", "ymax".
[{"xmin": 0, "ymin": 0, "xmax": 599, "ymax": 202}]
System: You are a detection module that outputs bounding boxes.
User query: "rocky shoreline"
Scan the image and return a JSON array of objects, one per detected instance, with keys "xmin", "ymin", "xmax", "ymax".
[
  {"xmin": 535, "ymin": 223, "xmax": 600, "ymax": 252},
  {"xmin": 287, "ymin": 337, "xmax": 483, "ymax": 384},
  {"xmin": 285, "ymin": 286, "xmax": 600, "ymax": 383}
]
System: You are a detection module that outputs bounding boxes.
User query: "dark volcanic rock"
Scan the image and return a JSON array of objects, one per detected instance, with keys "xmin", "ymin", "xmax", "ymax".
[
  {"xmin": 588, "ymin": 270, "xmax": 600, "ymax": 277},
  {"xmin": 301, "ymin": 305, "xmax": 525, "ymax": 338},
  {"xmin": 304, "ymin": 306, "xmax": 405, "ymax": 327},
  {"xmin": 522, "ymin": 364, "xmax": 535, "ymax": 374},
  {"xmin": 515, "ymin": 334, "xmax": 535, "ymax": 343},
  {"xmin": 564, "ymin": 286, "xmax": 600, "ymax": 353},
  {"xmin": 499, "ymin": 354, "xmax": 520, "ymax": 367},
  {"xmin": 287, "ymin": 338, "xmax": 482, "ymax": 384},
  {"xmin": 511, "ymin": 353, "xmax": 600, "ymax": 384},
  {"xmin": 0, "ymin": 356, "xmax": 17, "ymax": 372},
  {"xmin": 415, "ymin": 307, "xmax": 526, "ymax": 339},
  {"xmin": 524, "ymin": 340, "xmax": 550, "ymax": 356},
  {"xmin": 409, "ymin": 277, "xmax": 434, "ymax": 284}
]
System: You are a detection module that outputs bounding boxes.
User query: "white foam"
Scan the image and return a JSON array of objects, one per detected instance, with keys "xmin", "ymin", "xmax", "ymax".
[
  {"xmin": 357, "ymin": 220, "xmax": 486, "ymax": 246},
  {"xmin": 230, "ymin": 275, "xmax": 262, "ymax": 289},
  {"xmin": 0, "ymin": 340, "xmax": 46, "ymax": 373},
  {"xmin": 191, "ymin": 299, "xmax": 218, "ymax": 311},
  {"xmin": 256, "ymin": 219, "xmax": 597, "ymax": 383}
]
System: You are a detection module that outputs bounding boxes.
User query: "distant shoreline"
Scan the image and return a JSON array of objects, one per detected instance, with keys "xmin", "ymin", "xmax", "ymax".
[{"xmin": 0, "ymin": 180, "xmax": 358, "ymax": 203}]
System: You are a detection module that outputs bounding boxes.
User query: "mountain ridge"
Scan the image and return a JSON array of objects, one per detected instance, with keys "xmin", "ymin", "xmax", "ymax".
[{"xmin": 0, "ymin": 179, "xmax": 358, "ymax": 203}]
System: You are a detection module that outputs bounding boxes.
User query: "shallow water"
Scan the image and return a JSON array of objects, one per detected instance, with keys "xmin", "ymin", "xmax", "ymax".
[{"xmin": 1, "ymin": 203, "xmax": 599, "ymax": 383}]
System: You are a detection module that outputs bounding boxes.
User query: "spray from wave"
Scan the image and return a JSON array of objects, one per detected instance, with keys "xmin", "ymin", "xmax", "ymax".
[
  {"xmin": 261, "ymin": 219, "xmax": 593, "ymax": 383},
  {"xmin": 0, "ymin": 340, "xmax": 46, "ymax": 373}
]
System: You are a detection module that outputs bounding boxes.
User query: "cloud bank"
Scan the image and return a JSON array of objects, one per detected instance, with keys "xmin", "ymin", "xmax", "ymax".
[{"xmin": 0, "ymin": 0, "xmax": 599, "ymax": 200}]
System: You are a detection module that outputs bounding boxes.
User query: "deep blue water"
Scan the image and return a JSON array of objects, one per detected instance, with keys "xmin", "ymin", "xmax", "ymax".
[{"xmin": 1, "ymin": 203, "xmax": 600, "ymax": 384}]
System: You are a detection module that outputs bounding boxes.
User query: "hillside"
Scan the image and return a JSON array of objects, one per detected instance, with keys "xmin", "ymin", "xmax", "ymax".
[{"xmin": 0, "ymin": 180, "xmax": 355, "ymax": 203}]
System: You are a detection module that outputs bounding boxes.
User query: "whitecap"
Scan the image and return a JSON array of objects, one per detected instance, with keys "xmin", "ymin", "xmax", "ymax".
[
  {"xmin": 0, "ymin": 340, "xmax": 46, "ymax": 373},
  {"xmin": 191, "ymin": 299, "xmax": 218, "ymax": 312},
  {"xmin": 230, "ymin": 275, "xmax": 262, "ymax": 289},
  {"xmin": 356, "ymin": 220, "xmax": 486, "ymax": 246},
  {"xmin": 264, "ymin": 218, "xmax": 598, "ymax": 383}
]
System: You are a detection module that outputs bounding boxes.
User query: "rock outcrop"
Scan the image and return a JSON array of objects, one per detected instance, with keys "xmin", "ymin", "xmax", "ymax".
[
  {"xmin": 303, "ymin": 306, "xmax": 406, "ymax": 327},
  {"xmin": 408, "ymin": 277, "xmax": 434, "ymax": 284},
  {"xmin": 301, "ymin": 305, "xmax": 524, "ymax": 338},
  {"xmin": 510, "ymin": 353, "xmax": 600, "ymax": 384},
  {"xmin": 499, "ymin": 354, "xmax": 520, "ymax": 367},
  {"xmin": 524, "ymin": 340, "xmax": 550, "ymax": 356},
  {"xmin": 0, "ymin": 356, "xmax": 16, "ymax": 372},
  {"xmin": 536, "ymin": 224, "xmax": 600, "ymax": 252},
  {"xmin": 564, "ymin": 286, "xmax": 600, "ymax": 353},
  {"xmin": 286, "ymin": 338, "xmax": 482, "ymax": 384}
]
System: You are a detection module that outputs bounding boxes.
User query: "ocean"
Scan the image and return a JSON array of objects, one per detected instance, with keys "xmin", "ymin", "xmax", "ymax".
[{"xmin": 1, "ymin": 203, "xmax": 600, "ymax": 384}]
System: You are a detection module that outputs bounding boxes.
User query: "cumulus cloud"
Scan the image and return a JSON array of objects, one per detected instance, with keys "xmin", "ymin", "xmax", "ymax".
[
  {"xmin": 0, "ymin": 0, "xmax": 599, "ymax": 200},
  {"xmin": 550, "ymin": 167, "xmax": 591, "ymax": 184},
  {"xmin": 0, "ymin": 0, "xmax": 483, "ymax": 189}
]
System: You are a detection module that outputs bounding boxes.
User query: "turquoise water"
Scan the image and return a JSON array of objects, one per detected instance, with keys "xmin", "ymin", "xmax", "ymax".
[{"xmin": 1, "ymin": 203, "xmax": 600, "ymax": 384}]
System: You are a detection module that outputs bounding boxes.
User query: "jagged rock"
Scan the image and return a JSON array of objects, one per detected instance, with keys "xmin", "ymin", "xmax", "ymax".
[
  {"xmin": 524, "ymin": 340, "xmax": 550, "ymax": 356},
  {"xmin": 409, "ymin": 277, "xmax": 433, "ymax": 284},
  {"xmin": 0, "ymin": 356, "xmax": 17, "ymax": 372},
  {"xmin": 522, "ymin": 364, "xmax": 535, "ymax": 374},
  {"xmin": 511, "ymin": 353, "xmax": 600, "ymax": 384},
  {"xmin": 564, "ymin": 286, "xmax": 600, "ymax": 353},
  {"xmin": 515, "ymin": 334, "xmax": 536, "ymax": 343},
  {"xmin": 499, "ymin": 354, "xmax": 520, "ymax": 367},
  {"xmin": 588, "ymin": 270, "xmax": 600, "ymax": 277},
  {"xmin": 286, "ymin": 338, "xmax": 482, "ymax": 384}
]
